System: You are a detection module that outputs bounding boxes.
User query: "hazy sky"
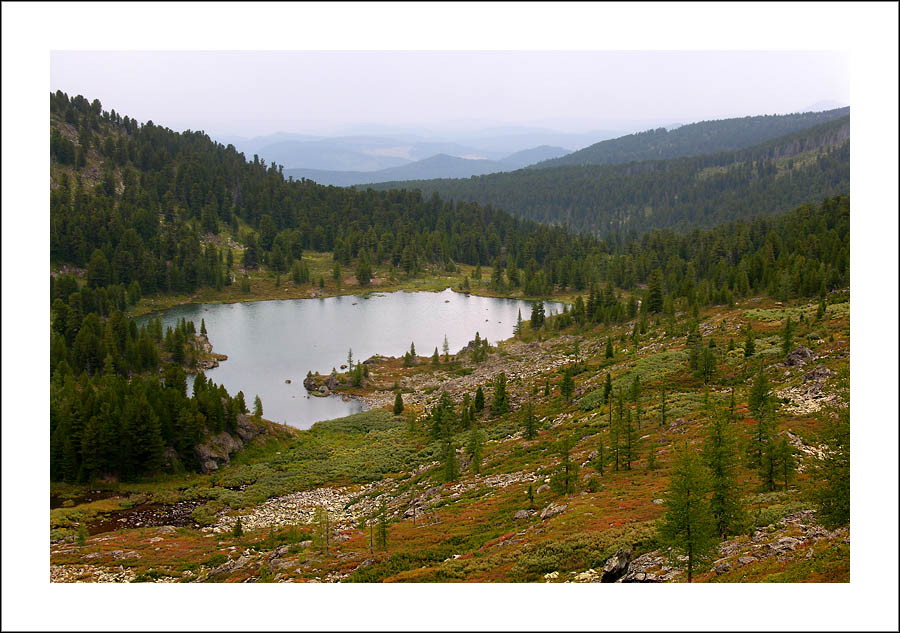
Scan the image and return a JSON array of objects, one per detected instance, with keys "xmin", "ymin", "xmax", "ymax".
[{"xmin": 50, "ymin": 50, "xmax": 848, "ymax": 138}]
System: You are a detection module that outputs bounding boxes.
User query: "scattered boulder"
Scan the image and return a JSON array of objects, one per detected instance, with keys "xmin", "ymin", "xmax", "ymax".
[
  {"xmin": 785, "ymin": 346, "xmax": 815, "ymax": 367},
  {"xmin": 714, "ymin": 562, "xmax": 732, "ymax": 575},
  {"xmin": 804, "ymin": 365, "xmax": 834, "ymax": 381},
  {"xmin": 539, "ymin": 503, "xmax": 567, "ymax": 521},
  {"xmin": 536, "ymin": 484, "xmax": 550, "ymax": 495},
  {"xmin": 513, "ymin": 509, "xmax": 533, "ymax": 520},
  {"xmin": 600, "ymin": 548, "xmax": 632, "ymax": 583},
  {"xmin": 737, "ymin": 555, "xmax": 758, "ymax": 566}
]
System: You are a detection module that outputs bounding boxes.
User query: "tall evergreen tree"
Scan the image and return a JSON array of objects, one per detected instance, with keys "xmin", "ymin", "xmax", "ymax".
[
  {"xmin": 702, "ymin": 409, "xmax": 747, "ymax": 539},
  {"xmin": 812, "ymin": 408, "xmax": 849, "ymax": 528},
  {"xmin": 522, "ymin": 401, "xmax": 537, "ymax": 440},
  {"xmin": 658, "ymin": 445, "xmax": 718, "ymax": 582}
]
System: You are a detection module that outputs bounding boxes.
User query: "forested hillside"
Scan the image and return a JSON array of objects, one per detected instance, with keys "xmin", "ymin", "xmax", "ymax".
[
  {"xmin": 49, "ymin": 92, "xmax": 849, "ymax": 484},
  {"xmin": 367, "ymin": 117, "xmax": 849, "ymax": 235},
  {"xmin": 534, "ymin": 107, "xmax": 849, "ymax": 168}
]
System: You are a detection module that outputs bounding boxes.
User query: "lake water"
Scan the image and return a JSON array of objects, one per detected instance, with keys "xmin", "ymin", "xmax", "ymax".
[{"xmin": 135, "ymin": 288, "xmax": 564, "ymax": 429}]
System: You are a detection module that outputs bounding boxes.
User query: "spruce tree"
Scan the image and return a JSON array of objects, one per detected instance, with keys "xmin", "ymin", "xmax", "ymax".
[
  {"xmin": 658, "ymin": 445, "xmax": 718, "ymax": 582},
  {"xmin": 605, "ymin": 336, "xmax": 614, "ymax": 359},
  {"xmin": 431, "ymin": 347, "xmax": 440, "ymax": 365},
  {"xmin": 474, "ymin": 385, "xmax": 485, "ymax": 412},
  {"xmin": 393, "ymin": 392, "xmax": 404, "ymax": 415},
  {"xmin": 442, "ymin": 335, "xmax": 450, "ymax": 362}
]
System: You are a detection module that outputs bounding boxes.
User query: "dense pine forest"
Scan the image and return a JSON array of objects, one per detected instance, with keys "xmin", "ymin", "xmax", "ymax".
[
  {"xmin": 535, "ymin": 107, "xmax": 849, "ymax": 168},
  {"xmin": 49, "ymin": 91, "xmax": 849, "ymax": 484},
  {"xmin": 368, "ymin": 116, "xmax": 849, "ymax": 235}
]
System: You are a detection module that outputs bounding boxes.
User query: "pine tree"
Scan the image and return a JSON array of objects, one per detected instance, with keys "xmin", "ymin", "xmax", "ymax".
[
  {"xmin": 377, "ymin": 499, "xmax": 388, "ymax": 551},
  {"xmin": 467, "ymin": 424, "xmax": 483, "ymax": 474},
  {"xmin": 702, "ymin": 409, "xmax": 747, "ymax": 538},
  {"xmin": 514, "ymin": 309, "xmax": 524, "ymax": 336},
  {"xmin": 522, "ymin": 401, "xmax": 537, "ymax": 440},
  {"xmin": 646, "ymin": 439, "xmax": 658, "ymax": 471},
  {"xmin": 491, "ymin": 372, "xmax": 509, "ymax": 415},
  {"xmin": 660, "ymin": 386, "xmax": 668, "ymax": 428},
  {"xmin": 560, "ymin": 367, "xmax": 574, "ymax": 403},
  {"xmin": 347, "ymin": 348, "xmax": 353, "ymax": 371},
  {"xmin": 621, "ymin": 408, "xmax": 638, "ymax": 470},
  {"xmin": 605, "ymin": 336, "xmax": 614, "ymax": 359},
  {"xmin": 474, "ymin": 385, "xmax": 485, "ymax": 412},
  {"xmin": 409, "ymin": 341, "xmax": 416, "ymax": 357},
  {"xmin": 550, "ymin": 435, "xmax": 579, "ymax": 496},
  {"xmin": 393, "ymin": 391, "xmax": 404, "ymax": 415},
  {"xmin": 442, "ymin": 335, "xmax": 450, "ymax": 362},
  {"xmin": 658, "ymin": 445, "xmax": 718, "ymax": 582},
  {"xmin": 812, "ymin": 408, "xmax": 849, "ymax": 528},
  {"xmin": 774, "ymin": 436, "xmax": 795, "ymax": 491},
  {"xmin": 253, "ymin": 395, "xmax": 263, "ymax": 419},
  {"xmin": 781, "ymin": 315, "xmax": 794, "ymax": 356},
  {"xmin": 232, "ymin": 517, "xmax": 243, "ymax": 538},
  {"xmin": 441, "ymin": 431, "xmax": 458, "ymax": 483},
  {"xmin": 200, "ymin": 318, "xmax": 207, "ymax": 336},
  {"xmin": 748, "ymin": 370, "xmax": 772, "ymax": 467},
  {"xmin": 431, "ymin": 347, "xmax": 440, "ymax": 365},
  {"xmin": 530, "ymin": 301, "xmax": 545, "ymax": 329}
]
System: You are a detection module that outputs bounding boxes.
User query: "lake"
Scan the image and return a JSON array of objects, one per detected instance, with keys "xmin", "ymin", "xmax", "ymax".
[{"xmin": 135, "ymin": 288, "xmax": 564, "ymax": 429}]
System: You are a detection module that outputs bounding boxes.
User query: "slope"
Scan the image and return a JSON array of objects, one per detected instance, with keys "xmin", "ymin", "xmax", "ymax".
[
  {"xmin": 366, "ymin": 117, "xmax": 849, "ymax": 236},
  {"xmin": 535, "ymin": 107, "xmax": 849, "ymax": 168}
]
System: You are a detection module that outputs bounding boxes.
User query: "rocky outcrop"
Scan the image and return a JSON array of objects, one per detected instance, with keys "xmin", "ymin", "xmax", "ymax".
[
  {"xmin": 600, "ymin": 548, "xmax": 632, "ymax": 582},
  {"xmin": 193, "ymin": 414, "xmax": 267, "ymax": 473},
  {"xmin": 785, "ymin": 346, "xmax": 815, "ymax": 367},
  {"xmin": 303, "ymin": 370, "xmax": 341, "ymax": 396}
]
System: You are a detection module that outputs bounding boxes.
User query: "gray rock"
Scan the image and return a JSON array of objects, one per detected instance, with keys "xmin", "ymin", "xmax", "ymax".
[
  {"xmin": 600, "ymin": 548, "xmax": 632, "ymax": 583},
  {"xmin": 714, "ymin": 562, "xmax": 732, "ymax": 575},
  {"xmin": 513, "ymin": 509, "xmax": 532, "ymax": 520},
  {"xmin": 785, "ymin": 346, "xmax": 815, "ymax": 367},
  {"xmin": 804, "ymin": 365, "xmax": 834, "ymax": 381},
  {"xmin": 536, "ymin": 484, "xmax": 550, "ymax": 495},
  {"xmin": 775, "ymin": 536, "xmax": 801, "ymax": 551},
  {"xmin": 539, "ymin": 503, "xmax": 567, "ymax": 520},
  {"xmin": 737, "ymin": 555, "xmax": 758, "ymax": 566}
]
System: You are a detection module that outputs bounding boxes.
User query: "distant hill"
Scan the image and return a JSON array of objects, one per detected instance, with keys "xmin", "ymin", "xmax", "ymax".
[
  {"xmin": 367, "ymin": 116, "xmax": 849, "ymax": 236},
  {"xmin": 284, "ymin": 145, "xmax": 571, "ymax": 186},
  {"xmin": 534, "ymin": 107, "xmax": 850, "ymax": 168},
  {"xmin": 497, "ymin": 145, "xmax": 570, "ymax": 169}
]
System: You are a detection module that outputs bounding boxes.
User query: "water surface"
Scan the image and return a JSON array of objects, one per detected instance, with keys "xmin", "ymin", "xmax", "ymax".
[{"xmin": 136, "ymin": 289, "xmax": 563, "ymax": 428}]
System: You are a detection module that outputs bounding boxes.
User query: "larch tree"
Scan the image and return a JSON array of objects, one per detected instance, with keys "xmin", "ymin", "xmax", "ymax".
[
  {"xmin": 658, "ymin": 445, "xmax": 718, "ymax": 582},
  {"xmin": 702, "ymin": 409, "xmax": 747, "ymax": 539}
]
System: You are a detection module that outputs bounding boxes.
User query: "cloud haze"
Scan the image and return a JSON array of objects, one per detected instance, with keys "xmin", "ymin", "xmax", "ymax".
[{"xmin": 50, "ymin": 50, "xmax": 848, "ymax": 137}]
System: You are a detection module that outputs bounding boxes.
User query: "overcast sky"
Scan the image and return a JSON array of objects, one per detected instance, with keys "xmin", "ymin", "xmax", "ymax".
[{"xmin": 50, "ymin": 50, "xmax": 848, "ymax": 138}]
